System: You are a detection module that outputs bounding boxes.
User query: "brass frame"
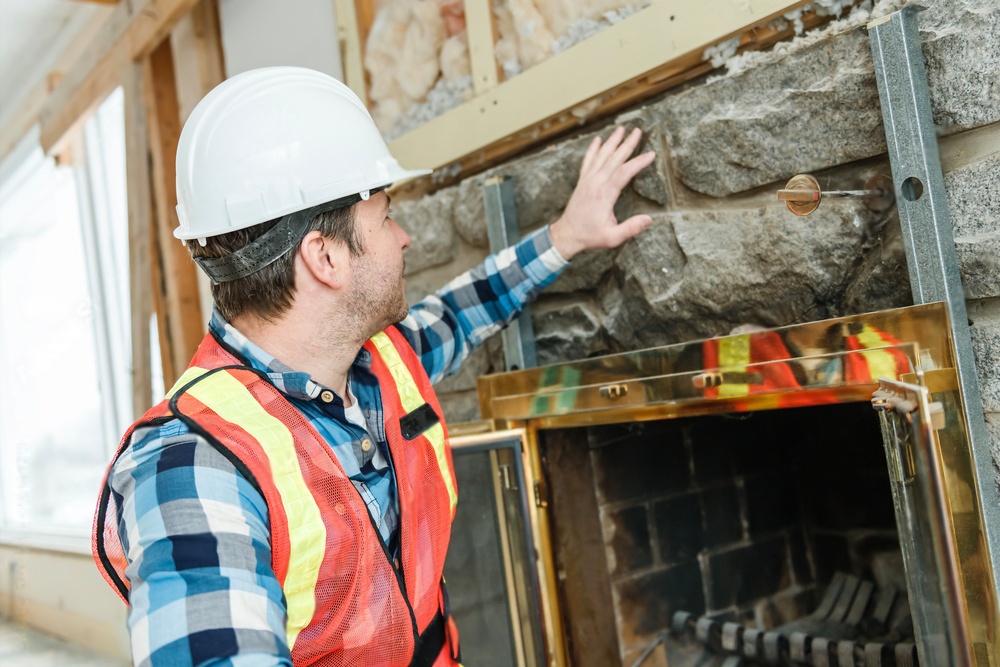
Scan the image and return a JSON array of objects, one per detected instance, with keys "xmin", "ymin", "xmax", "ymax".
[{"xmin": 475, "ymin": 303, "xmax": 998, "ymax": 666}]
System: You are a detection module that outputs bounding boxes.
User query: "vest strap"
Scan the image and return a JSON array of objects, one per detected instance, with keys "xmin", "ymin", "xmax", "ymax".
[{"xmin": 409, "ymin": 610, "xmax": 446, "ymax": 667}]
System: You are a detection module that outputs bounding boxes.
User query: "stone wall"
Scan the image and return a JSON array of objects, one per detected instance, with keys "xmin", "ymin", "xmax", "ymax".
[{"xmin": 395, "ymin": 0, "xmax": 1000, "ymax": 484}]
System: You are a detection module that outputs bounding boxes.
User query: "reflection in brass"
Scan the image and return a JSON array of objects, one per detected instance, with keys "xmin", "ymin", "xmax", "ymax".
[
  {"xmin": 599, "ymin": 384, "xmax": 628, "ymax": 399},
  {"xmin": 777, "ymin": 173, "xmax": 895, "ymax": 216}
]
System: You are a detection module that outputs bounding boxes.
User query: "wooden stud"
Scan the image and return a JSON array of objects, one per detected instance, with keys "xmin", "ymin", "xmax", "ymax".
[
  {"xmin": 386, "ymin": 0, "xmax": 810, "ymax": 175},
  {"xmin": 170, "ymin": 0, "xmax": 226, "ymax": 325},
  {"xmin": 335, "ymin": 0, "xmax": 371, "ymax": 106},
  {"xmin": 463, "ymin": 0, "xmax": 501, "ymax": 95},
  {"xmin": 143, "ymin": 38, "xmax": 206, "ymax": 386},
  {"xmin": 123, "ymin": 62, "xmax": 154, "ymax": 417},
  {"xmin": 0, "ymin": 11, "xmax": 107, "ymax": 164},
  {"xmin": 39, "ymin": 0, "xmax": 203, "ymax": 157},
  {"xmin": 170, "ymin": 0, "xmax": 226, "ymax": 124}
]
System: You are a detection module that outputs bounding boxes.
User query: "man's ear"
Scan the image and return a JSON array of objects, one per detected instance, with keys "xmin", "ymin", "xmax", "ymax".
[{"xmin": 298, "ymin": 230, "xmax": 348, "ymax": 289}]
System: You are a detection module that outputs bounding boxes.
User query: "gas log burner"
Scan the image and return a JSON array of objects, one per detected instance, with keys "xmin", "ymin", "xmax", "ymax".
[{"xmin": 446, "ymin": 304, "xmax": 997, "ymax": 667}]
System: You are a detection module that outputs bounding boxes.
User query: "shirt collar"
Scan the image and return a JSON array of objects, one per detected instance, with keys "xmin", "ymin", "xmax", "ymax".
[{"xmin": 208, "ymin": 307, "xmax": 372, "ymax": 402}]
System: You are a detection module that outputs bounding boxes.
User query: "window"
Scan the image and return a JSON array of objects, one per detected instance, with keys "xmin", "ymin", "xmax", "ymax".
[{"xmin": 0, "ymin": 89, "xmax": 131, "ymax": 537}]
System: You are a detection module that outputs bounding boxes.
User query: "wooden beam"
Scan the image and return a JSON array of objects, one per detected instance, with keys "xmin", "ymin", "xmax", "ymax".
[
  {"xmin": 67, "ymin": 0, "xmax": 121, "ymax": 5},
  {"xmin": 387, "ymin": 0, "xmax": 811, "ymax": 174},
  {"xmin": 169, "ymin": 0, "xmax": 226, "ymax": 123},
  {"xmin": 335, "ymin": 0, "xmax": 372, "ymax": 106},
  {"xmin": 0, "ymin": 10, "xmax": 108, "ymax": 164},
  {"xmin": 39, "ymin": 0, "xmax": 202, "ymax": 156},
  {"xmin": 143, "ymin": 38, "xmax": 206, "ymax": 385},
  {"xmin": 463, "ymin": 0, "xmax": 501, "ymax": 95},
  {"xmin": 123, "ymin": 62, "xmax": 154, "ymax": 416}
]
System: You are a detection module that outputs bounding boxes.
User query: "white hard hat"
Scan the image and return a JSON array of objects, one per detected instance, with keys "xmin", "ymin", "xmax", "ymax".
[{"xmin": 174, "ymin": 66, "xmax": 430, "ymax": 243}]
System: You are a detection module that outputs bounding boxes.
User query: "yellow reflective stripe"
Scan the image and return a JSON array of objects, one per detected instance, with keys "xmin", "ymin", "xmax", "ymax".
[
  {"xmin": 184, "ymin": 371, "xmax": 325, "ymax": 650},
  {"xmin": 165, "ymin": 366, "xmax": 209, "ymax": 399},
  {"xmin": 370, "ymin": 332, "xmax": 458, "ymax": 513},
  {"xmin": 858, "ymin": 349, "xmax": 900, "ymax": 382},
  {"xmin": 852, "ymin": 326, "xmax": 900, "ymax": 381},
  {"xmin": 717, "ymin": 334, "xmax": 751, "ymax": 398},
  {"xmin": 854, "ymin": 325, "xmax": 889, "ymax": 350}
]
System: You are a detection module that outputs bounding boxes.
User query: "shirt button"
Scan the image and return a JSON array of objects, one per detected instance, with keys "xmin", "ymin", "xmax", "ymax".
[
  {"xmin": 393, "ymin": 557, "xmax": 400, "ymax": 570},
  {"xmin": 361, "ymin": 438, "xmax": 373, "ymax": 452},
  {"xmin": 320, "ymin": 390, "xmax": 334, "ymax": 403}
]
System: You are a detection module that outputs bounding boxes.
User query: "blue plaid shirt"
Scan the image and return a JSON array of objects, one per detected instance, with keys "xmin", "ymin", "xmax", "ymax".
[{"xmin": 110, "ymin": 228, "xmax": 566, "ymax": 666}]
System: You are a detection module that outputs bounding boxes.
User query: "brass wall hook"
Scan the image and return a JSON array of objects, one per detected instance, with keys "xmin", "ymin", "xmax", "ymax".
[{"xmin": 777, "ymin": 174, "xmax": 895, "ymax": 216}]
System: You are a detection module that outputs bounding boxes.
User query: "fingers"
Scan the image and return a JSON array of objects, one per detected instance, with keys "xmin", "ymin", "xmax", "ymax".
[
  {"xmin": 590, "ymin": 126, "xmax": 627, "ymax": 174},
  {"xmin": 612, "ymin": 150, "xmax": 657, "ymax": 190},
  {"xmin": 580, "ymin": 135, "xmax": 603, "ymax": 174},
  {"xmin": 608, "ymin": 127, "xmax": 643, "ymax": 172},
  {"xmin": 606, "ymin": 214, "xmax": 653, "ymax": 247}
]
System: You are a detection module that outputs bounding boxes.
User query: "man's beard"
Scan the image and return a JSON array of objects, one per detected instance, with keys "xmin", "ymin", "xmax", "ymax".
[{"xmin": 347, "ymin": 256, "xmax": 409, "ymax": 334}]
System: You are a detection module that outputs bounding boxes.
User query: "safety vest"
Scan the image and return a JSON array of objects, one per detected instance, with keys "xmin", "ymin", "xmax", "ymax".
[
  {"xmin": 699, "ymin": 331, "xmax": 802, "ymax": 399},
  {"xmin": 93, "ymin": 327, "xmax": 461, "ymax": 666},
  {"xmin": 841, "ymin": 322, "xmax": 911, "ymax": 383}
]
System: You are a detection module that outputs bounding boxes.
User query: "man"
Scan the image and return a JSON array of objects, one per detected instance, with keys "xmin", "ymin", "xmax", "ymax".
[{"xmin": 93, "ymin": 67, "xmax": 654, "ymax": 666}]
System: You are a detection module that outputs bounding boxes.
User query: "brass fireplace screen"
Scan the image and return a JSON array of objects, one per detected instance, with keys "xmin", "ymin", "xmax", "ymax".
[{"xmin": 440, "ymin": 303, "xmax": 997, "ymax": 666}]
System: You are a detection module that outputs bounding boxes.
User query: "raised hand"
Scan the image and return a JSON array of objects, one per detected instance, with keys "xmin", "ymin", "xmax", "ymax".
[{"xmin": 548, "ymin": 126, "xmax": 657, "ymax": 260}]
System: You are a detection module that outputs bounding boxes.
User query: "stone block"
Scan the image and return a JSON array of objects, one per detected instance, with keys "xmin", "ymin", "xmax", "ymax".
[
  {"xmin": 841, "ymin": 216, "xmax": 913, "ymax": 314},
  {"xmin": 434, "ymin": 344, "xmax": 494, "ymax": 393},
  {"xmin": 396, "ymin": 189, "xmax": 456, "ymax": 275},
  {"xmin": 600, "ymin": 204, "xmax": 881, "ymax": 350},
  {"xmin": 921, "ymin": 0, "xmax": 1000, "ymax": 133},
  {"xmin": 545, "ymin": 247, "xmax": 615, "ymax": 294},
  {"xmin": 658, "ymin": 0, "xmax": 1000, "ymax": 198},
  {"xmin": 968, "ymin": 297, "xmax": 1000, "ymax": 414},
  {"xmin": 985, "ymin": 412, "xmax": 1000, "ymax": 491},
  {"xmin": 946, "ymin": 151, "xmax": 1000, "ymax": 299},
  {"xmin": 531, "ymin": 297, "xmax": 608, "ymax": 366},
  {"xmin": 453, "ymin": 178, "xmax": 489, "ymax": 248},
  {"xmin": 436, "ymin": 389, "xmax": 481, "ymax": 424},
  {"xmin": 660, "ymin": 28, "xmax": 884, "ymax": 198}
]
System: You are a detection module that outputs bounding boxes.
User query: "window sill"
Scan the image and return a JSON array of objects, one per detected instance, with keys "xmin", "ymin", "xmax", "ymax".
[{"xmin": 0, "ymin": 529, "xmax": 91, "ymax": 556}]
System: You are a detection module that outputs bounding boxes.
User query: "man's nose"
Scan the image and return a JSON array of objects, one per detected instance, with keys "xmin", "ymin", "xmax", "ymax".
[{"xmin": 394, "ymin": 221, "xmax": 411, "ymax": 250}]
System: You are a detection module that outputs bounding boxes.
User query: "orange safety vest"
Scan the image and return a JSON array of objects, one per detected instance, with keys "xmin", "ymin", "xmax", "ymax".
[
  {"xmin": 699, "ymin": 330, "xmax": 802, "ymax": 399},
  {"xmin": 93, "ymin": 327, "xmax": 461, "ymax": 666},
  {"xmin": 841, "ymin": 322, "xmax": 911, "ymax": 383}
]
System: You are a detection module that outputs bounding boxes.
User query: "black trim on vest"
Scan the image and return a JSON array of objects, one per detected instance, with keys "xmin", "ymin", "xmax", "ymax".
[
  {"xmin": 95, "ymin": 415, "xmax": 175, "ymax": 601},
  {"xmin": 409, "ymin": 610, "xmax": 446, "ymax": 667}
]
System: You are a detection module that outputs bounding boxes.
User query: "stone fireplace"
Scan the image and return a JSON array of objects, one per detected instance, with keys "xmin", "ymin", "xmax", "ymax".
[{"xmin": 468, "ymin": 303, "xmax": 997, "ymax": 666}]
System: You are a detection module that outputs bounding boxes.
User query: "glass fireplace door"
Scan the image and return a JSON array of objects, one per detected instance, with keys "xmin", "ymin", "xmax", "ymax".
[
  {"xmin": 873, "ymin": 378, "xmax": 977, "ymax": 666},
  {"xmin": 443, "ymin": 429, "xmax": 545, "ymax": 667}
]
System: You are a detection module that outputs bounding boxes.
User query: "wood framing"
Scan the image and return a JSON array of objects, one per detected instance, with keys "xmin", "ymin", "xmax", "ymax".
[
  {"xmin": 338, "ymin": 0, "xmax": 824, "ymax": 190},
  {"xmin": 38, "ymin": 0, "xmax": 202, "ymax": 156},
  {"xmin": 0, "ymin": 11, "xmax": 108, "ymax": 164},
  {"xmin": 123, "ymin": 62, "xmax": 154, "ymax": 417},
  {"xmin": 335, "ymin": 0, "xmax": 373, "ymax": 108},
  {"xmin": 463, "ymin": 0, "xmax": 501, "ymax": 95},
  {"xmin": 144, "ymin": 38, "xmax": 206, "ymax": 385},
  {"xmin": 169, "ymin": 0, "xmax": 226, "ymax": 124}
]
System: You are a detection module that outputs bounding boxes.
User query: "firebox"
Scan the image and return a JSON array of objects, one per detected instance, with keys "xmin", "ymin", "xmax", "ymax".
[{"xmin": 440, "ymin": 303, "xmax": 997, "ymax": 667}]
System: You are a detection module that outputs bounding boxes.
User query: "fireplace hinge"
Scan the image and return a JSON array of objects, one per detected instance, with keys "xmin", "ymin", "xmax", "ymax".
[{"xmin": 533, "ymin": 480, "xmax": 549, "ymax": 508}]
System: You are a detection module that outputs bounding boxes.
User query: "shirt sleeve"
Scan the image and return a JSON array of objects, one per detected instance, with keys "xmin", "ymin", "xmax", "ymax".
[
  {"xmin": 111, "ymin": 419, "xmax": 292, "ymax": 667},
  {"xmin": 397, "ymin": 225, "xmax": 569, "ymax": 384}
]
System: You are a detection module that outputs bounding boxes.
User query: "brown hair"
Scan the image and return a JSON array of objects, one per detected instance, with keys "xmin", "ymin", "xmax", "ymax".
[{"xmin": 188, "ymin": 205, "xmax": 361, "ymax": 322}]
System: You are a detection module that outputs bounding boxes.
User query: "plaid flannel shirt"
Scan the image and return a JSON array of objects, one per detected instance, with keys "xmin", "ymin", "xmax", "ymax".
[{"xmin": 110, "ymin": 227, "xmax": 567, "ymax": 666}]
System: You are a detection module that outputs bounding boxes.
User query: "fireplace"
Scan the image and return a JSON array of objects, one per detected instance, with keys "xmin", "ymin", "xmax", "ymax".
[{"xmin": 445, "ymin": 303, "xmax": 997, "ymax": 667}]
